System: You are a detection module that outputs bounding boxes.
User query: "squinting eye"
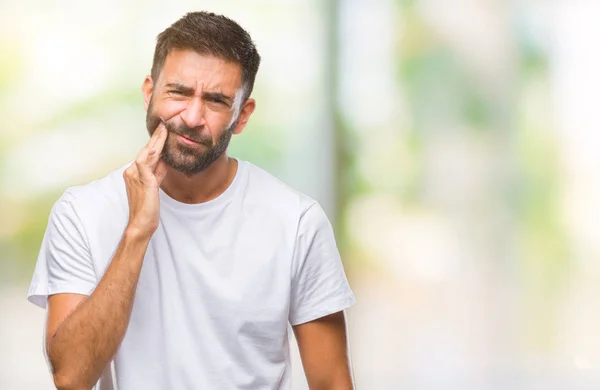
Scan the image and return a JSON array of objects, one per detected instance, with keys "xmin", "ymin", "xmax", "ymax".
[
  {"xmin": 168, "ymin": 91, "xmax": 185, "ymax": 95},
  {"xmin": 209, "ymin": 98, "xmax": 226, "ymax": 105}
]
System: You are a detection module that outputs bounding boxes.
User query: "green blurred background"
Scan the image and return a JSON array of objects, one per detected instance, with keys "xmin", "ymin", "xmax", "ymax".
[{"xmin": 1, "ymin": 0, "xmax": 599, "ymax": 388}]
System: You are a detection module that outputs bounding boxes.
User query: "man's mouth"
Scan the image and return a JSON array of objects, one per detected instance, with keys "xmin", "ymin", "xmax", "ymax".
[
  {"xmin": 175, "ymin": 132, "xmax": 202, "ymax": 145},
  {"xmin": 170, "ymin": 131, "xmax": 212, "ymax": 147},
  {"xmin": 159, "ymin": 117, "xmax": 210, "ymax": 147}
]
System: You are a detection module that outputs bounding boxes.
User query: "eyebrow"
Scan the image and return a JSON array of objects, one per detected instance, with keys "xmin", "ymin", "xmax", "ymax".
[
  {"xmin": 165, "ymin": 83, "xmax": 234, "ymax": 104},
  {"xmin": 165, "ymin": 83, "xmax": 195, "ymax": 95},
  {"xmin": 203, "ymin": 91, "xmax": 234, "ymax": 105}
]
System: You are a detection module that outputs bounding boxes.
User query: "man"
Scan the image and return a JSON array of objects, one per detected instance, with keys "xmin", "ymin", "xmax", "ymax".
[{"xmin": 27, "ymin": 11, "xmax": 355, "ymax": 390}]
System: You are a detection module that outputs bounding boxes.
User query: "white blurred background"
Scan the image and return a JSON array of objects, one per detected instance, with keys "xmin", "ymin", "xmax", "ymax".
[{"xmin": 1, "ymin": 0, "xmax": 600, "ymax": 388}]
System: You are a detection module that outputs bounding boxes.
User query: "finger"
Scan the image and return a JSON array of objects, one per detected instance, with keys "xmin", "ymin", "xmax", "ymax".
[
  {"xmin": 152, "ymin": 123, "xmax": 168, "ymax": 154},
  {"xmin": 146, "ymin": 146, "xmax": 161, "ymax": 169},
  {"xmin": 148, "ymin": 118, "xmax": 167, "ymax": 149},
  {"xmin": 146, "ymin": 128, "xmax": 166, "ymax": 169},
  {"xmin": 136, "ymin": 159, "xmax": 155, "ymax": 184},
  {"xmin": 134, "ymin": 146, "xmax": 156, "ymax": 180},
  {"xmin": 146, "ymin": 126, "xmax": 162, "ymax": 148},
  {"xmin": 135, "ymin": 146, "xmax": 153, "ymax": 165},
  {"xmin": 123, "ymin": 164, "xmax": 138, "ymax": 181},
  {"xmin": 154, "ymin": 158, "xmax": 168, "ymax": 185}
]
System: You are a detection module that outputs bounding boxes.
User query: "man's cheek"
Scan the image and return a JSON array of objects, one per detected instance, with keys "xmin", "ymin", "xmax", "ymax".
[
  {"xmin": 204, "ymin": 110, "xmax": 231, "ymax": 130},
  {"xmin": 162, "ymin": 134, "xmax": 178, "ymax": 154},
  {"xmin": 160, "ymin": 101, "xmax": 188, "ymax": 120}
]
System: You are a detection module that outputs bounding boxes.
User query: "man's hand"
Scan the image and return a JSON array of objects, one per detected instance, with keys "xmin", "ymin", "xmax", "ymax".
[{"xmin": 123, "ymin": 122, "xmax": 168, "ymax": 237}]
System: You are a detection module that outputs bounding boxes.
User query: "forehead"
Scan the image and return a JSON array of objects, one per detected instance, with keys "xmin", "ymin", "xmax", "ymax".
[{"xmin": 160, "ymin": 49, "xmax": 242, "ymax": 91}]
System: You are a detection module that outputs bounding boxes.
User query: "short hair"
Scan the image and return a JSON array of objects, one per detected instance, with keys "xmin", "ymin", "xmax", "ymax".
[{"xmin": 151, "ymin": 11, "xmax": 261, "ymax": 101}]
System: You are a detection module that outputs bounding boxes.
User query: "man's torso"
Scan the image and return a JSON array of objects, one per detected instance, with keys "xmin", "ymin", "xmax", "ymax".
[{"xmin": 76, "ymin": 160, "xmax": 308, "ymax": 389}]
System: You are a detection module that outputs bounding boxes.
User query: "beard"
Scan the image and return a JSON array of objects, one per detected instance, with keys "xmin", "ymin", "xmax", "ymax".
[{"xmin": 146, "ymin": 98, "xmax": 236, "ymax": 175}]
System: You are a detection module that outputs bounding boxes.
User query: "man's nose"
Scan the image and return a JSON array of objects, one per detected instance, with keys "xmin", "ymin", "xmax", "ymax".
[{"xmin": 179, "ymin": 96, "xmax": 206, "ymax": 128}]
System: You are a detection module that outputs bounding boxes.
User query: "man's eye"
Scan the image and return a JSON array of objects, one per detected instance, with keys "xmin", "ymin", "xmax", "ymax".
[
  {"xmin": 168, "ymin": 90, "xmax": 186, "ymax": 96},
  {"xmin": 209, "ymin": 98, "xmax": 226, "ymax": 105}
]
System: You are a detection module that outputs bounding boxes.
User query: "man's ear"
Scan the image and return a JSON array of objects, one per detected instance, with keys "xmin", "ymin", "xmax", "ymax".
[
  {"xmin": 142, "ymin": 76, "xmax": 154, "ymax": 111},
  {"xmin": 232, "ymin": 98, "xmax": 256, "ymax": 135}
]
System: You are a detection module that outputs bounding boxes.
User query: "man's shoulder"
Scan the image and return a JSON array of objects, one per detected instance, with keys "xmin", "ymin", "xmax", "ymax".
[
  {"xmin": 58, "ymin": 162, "xmax": 129, "ymax": 216},
  {"xmin": 241, "ymin": 160, "xmax": 317, "ymax": 214}
]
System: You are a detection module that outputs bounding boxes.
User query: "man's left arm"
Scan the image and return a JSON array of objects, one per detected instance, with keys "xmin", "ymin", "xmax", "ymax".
[
  {"xmin": 289, "ymin": 202, "xmax": 356, "ymax": 390},
  {"xmin": 293, "ymin": 311, "xmax": 354, "ymax": 390}
]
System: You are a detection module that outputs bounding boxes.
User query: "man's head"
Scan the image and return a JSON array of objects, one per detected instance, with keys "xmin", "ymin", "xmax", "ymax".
[{"xmin": 143, "ymin": 12, "xmax": 261, "ymax": 175}]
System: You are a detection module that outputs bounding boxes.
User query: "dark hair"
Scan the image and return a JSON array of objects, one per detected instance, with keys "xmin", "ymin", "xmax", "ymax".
[{"xmin": 151, "ymin": 11, "xmax": 261, "ymax": 101}]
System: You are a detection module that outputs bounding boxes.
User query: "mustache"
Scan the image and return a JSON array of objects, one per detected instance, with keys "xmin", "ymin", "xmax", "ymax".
[{"xmin": 161, "ymin": 119, "xmax": 212, "ymax": 146}]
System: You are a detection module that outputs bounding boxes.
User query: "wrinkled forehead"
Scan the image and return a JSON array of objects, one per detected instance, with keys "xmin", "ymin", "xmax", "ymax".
[{"xmin": 159, "ymin": 49, "xmax": 243, "ymax": 93}]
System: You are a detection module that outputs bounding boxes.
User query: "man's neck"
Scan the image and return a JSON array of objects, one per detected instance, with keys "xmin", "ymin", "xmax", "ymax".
[{"xmin": 159, "ymin": 154, "xmax": 238, "ymax": 204}]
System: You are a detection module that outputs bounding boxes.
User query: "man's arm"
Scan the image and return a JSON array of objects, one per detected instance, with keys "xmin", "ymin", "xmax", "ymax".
[
  {"xmin": 47, "ymin": 230, "xmax": 151, "ymax": 390},
  {"xmin": 46, "ymin": 124, "xmax": 168, "ymax": 390},
  {"xmin": 293, "ymin": 311, "xmax": 354, "ymax": 390}
]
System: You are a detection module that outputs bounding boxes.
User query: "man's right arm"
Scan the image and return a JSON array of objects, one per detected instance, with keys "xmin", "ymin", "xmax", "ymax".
[
  {"xmin": 46, "ymin": 124, "xmax": 168, "ymax": 390},
  {"xmin": 47, "ymin": 229, "xmax": 151, "ymax": 390}
]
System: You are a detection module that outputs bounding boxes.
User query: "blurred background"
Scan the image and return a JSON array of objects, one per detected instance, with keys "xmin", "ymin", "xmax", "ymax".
[{"xmin": 1, "ymin": 0, "xmax": 599, "ymax": 388}]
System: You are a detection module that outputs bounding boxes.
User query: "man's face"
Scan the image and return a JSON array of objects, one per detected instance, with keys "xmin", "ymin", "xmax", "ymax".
[{"xmin": 145, "ymin": 49, "xmax": 245, "ymax": 175}]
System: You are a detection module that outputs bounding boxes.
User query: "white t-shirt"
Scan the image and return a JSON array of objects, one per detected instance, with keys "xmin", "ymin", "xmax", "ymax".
[{"xmin": 27, "ymin": 158, "xmax": 355, "ymax": 390}]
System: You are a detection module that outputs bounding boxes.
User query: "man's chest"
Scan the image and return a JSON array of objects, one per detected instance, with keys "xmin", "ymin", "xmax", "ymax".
[
  {"xmin": 92, "ymin": 211, "xmax": 296, "ymax": 324},
  {"xmin": 139, "ymin": 222, "xmax": 294, "ymax": 309},
  {"xmin": 115, "ymin": 220, "xmax": 295, "ymax": 374}
]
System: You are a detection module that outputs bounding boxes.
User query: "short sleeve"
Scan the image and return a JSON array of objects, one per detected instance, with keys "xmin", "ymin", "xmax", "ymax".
[
  {"xmin": 27, "ymin": 192, "xmax": 97, "ymax": 309},
  {"xmin": 289, "ymin": 202, "xmax": 356, "ymax": 326}
]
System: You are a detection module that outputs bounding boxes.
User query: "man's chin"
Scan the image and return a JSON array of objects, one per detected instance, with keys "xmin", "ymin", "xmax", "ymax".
[{"xmin": 161, "ymin": 153, "xmax": 216, "ymax": 176}]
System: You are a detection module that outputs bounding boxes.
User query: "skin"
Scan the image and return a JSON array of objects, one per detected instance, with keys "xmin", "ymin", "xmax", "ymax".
[
  {"xmin": 294, "ymin": 312, "xmax": 355, "ymax": 389},
  {"xmin": 45, "ymin": 49, "xmax": 353, "ymax": 389},
  {"xmin": 144, "ymin": 49, "xmax": 255, "ymax": 203}
]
